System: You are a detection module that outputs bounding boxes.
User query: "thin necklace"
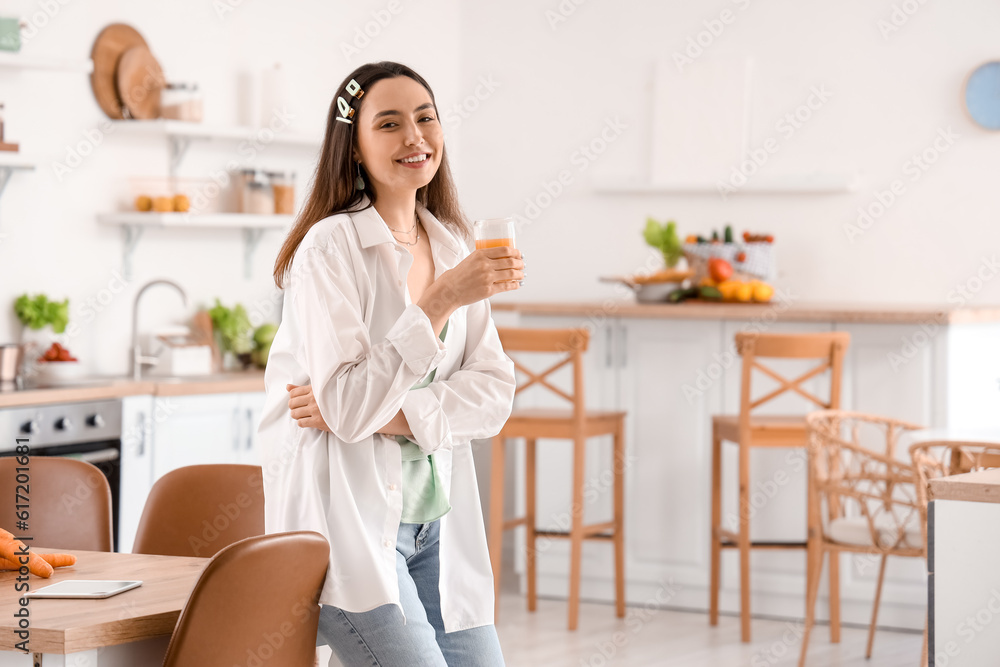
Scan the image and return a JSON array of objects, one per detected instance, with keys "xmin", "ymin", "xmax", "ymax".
[{"xmin": 388, "ymin": 213, "xmax": 420, "ymax": 246}]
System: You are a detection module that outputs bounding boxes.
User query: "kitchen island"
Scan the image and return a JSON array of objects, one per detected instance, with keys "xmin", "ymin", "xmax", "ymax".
[
  {"xmin": 488, "ymin": 299, "xmax": 1000, "ymax": 631},
  {"xmin": 929, "ymin": 469, "xmax": 1000, "ymax": 665}
]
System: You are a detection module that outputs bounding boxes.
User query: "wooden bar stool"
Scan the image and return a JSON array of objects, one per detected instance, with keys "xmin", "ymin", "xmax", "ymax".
[
  {"xmin": 489, "ymin": 327, "xmax": 627, "ymax": 631},
  {"xmin": 708, "ymin": 331, "xmax": 849, "ymax": 642}
]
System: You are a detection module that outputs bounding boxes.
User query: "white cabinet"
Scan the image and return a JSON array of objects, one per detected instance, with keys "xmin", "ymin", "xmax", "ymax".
[
  {"xmin": 118, "ymin": 395, "xmax": 154, "ymax": 553},
  {"xmin": 237, "ymin": 391, "xmax": 267, "ymax": 465},
  {"xmin": 617, "ymin": 318, "xmax": 723, "ymax": 594},
  {"xmin": 152, "ymin": 393, "xmax": 241, "ymax": 478},
  {"xmin": 150, "ymin": 392, "xmax": 268, "ymax": 480}
]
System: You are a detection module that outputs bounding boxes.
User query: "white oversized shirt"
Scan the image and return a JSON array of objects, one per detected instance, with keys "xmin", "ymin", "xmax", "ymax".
[{"xmin": 257, "ymin": 194, "xmax": 515, "ymax": 633}]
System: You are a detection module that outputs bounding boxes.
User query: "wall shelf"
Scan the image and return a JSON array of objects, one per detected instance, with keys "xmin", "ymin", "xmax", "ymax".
[
  {"xmin": 98, "ymin": 212, "xmax": 293, "ymax": 280},
  {"xmin": 0, "ymin": 156, "xmax": 34, "ymax": 200},
  {"xmin": 0, "ymin": 51, "xmax": 93, "ymax": 73},
  {"xmin": 594, "ymin": 172, "xmax": 859, "ymax": 196},
  {"xmin": 109, "ymin": 119, "xmax": 320, "ymax": 173}
]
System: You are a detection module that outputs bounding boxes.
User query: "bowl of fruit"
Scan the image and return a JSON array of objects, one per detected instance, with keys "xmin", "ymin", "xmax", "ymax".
[{"xmin": 34, "ymin": 342, "xmax": 83, "ymax": 384}]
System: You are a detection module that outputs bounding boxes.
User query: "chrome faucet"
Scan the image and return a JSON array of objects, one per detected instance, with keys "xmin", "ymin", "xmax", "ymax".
[{"xmin": 131, "ymin": 279, "xmax": 189, "ymax": 380}]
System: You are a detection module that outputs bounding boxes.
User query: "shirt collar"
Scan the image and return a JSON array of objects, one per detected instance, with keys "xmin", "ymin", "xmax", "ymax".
[{"xmin": 350, "ymin": 194, "xmax": 464, "ymax": 261}]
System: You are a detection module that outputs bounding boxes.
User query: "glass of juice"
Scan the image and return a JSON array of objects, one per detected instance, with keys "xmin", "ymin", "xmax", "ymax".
[{"xmin": 473, "ymin": 217, "xmax": 522, "ymax": 286}]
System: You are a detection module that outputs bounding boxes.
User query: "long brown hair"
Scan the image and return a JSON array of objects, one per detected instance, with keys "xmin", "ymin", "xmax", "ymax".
[{"xmin": 273, "ymin": 62, "xmax": 469, "ymax": 289}]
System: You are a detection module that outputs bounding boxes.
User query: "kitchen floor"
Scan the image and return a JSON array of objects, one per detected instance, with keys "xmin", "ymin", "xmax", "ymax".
[
  {"xmin": 494, "ymin": 593, "xmax": 924, "ymax": 667},
  {"xmin": 318, "ymin": 586, "xmax": 924, "ymax": 666}
]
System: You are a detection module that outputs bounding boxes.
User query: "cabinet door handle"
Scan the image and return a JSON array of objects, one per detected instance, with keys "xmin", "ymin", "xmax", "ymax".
[
  {"xmin": 245, "ymin": 408, "xmax": 253, "ymax": 451},
  {"xmin": 605, "ymin": 325, "xmax": 614, "ymax": 368},
  {"xmin": 137, "ymin": 411, "xmax": 147, "ymax": 457},
  {"xmin": 233, "ymin": 407, "xmax": 241, "ymax": 452},
  {"xmin": 619, "ymin": 323, "xmax": 627, "ymax": 367}
]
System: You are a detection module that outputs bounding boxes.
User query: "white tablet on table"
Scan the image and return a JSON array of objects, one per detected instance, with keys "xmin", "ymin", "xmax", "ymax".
[{"xmin": 23, "ymin": 580, "xmax": 142, "ymax": 599}]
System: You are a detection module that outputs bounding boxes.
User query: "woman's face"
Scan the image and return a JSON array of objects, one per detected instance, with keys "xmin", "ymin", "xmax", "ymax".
[{"xmin": 353, "ymin": 76, "xmax": 444, "ymax": 197}]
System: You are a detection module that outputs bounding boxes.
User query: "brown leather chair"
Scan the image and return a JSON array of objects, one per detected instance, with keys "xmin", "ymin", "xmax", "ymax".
[
  {"xmin": 132, "ymin": 464, "xmax": 264, "ymax": 557},
  {"xmin": 161, "ymin": 530, "xmax": 330, "ymax": 667},
  {"xmin": 0, "ymin": 457, "xmax": 113, "ymax": 551}
]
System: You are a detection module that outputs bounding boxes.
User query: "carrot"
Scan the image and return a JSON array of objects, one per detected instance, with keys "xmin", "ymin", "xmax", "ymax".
[
  {"xmin": 0, "ymin": 552, "xmax": 76, "ymax": 571},
  {"xmin": 41, "ymin": 553, "xmax": 76, "ymax": 568},
  {"xmin": 0, "ymin": 529, "xmax": 54, "ymax": 578}
]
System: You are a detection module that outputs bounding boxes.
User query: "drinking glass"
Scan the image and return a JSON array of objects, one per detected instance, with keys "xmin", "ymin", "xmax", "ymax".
[{"xmin": 473, "ymin": 217, "xmax": 523, "ymax": 286}]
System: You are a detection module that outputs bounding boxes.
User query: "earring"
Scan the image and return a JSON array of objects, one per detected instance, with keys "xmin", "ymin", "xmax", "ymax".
[{"xmin": 355, "ymin": 162, "xmax": 365, "ymax": 191}]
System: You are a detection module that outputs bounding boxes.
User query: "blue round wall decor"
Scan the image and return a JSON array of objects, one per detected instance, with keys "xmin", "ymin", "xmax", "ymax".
[{"xmin": 965, "ymin": 61, "xmax": 1000, "ymax": 130}]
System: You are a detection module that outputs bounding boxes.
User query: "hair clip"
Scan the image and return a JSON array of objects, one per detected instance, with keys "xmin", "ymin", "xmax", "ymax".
[{"xmin": 335, "ymin": 78, "xmax": 365, "ymax": 125}]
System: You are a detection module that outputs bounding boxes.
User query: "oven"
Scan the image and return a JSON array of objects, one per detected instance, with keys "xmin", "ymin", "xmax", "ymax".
[{"xmin": 0, "ymin": 399, "xmax": 123, "ymax": 551}]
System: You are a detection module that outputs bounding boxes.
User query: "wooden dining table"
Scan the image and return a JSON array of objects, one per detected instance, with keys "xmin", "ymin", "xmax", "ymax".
[{"xmin": 0, "ymin": 547, "xmax": 209, "ymax": 666}]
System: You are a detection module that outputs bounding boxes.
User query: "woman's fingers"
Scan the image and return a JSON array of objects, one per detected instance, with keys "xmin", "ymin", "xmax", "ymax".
[{"xmin": 493, "ymin": 268, "xmax": 524, "ymax": 282}]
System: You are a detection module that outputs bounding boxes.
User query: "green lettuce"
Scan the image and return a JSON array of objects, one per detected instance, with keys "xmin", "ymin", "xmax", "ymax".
[{"xmin": 14, "ymin": 293, "xmax": 70, "ymax": 333}]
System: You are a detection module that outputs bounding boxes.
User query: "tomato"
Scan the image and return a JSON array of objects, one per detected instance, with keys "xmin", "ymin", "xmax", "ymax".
[{"xmin": 708, "ymin": 258, "xmax": 734, "ymax": 283}]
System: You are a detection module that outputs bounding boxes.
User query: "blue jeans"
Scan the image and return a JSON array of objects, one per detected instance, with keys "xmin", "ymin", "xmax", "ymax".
[{"xmin": 316, "ymin": 520, "xmax": 506, "ymax": 666}]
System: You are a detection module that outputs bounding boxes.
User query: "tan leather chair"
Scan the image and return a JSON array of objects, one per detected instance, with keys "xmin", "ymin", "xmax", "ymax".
[
  {"xmin": 0, "ymin": 457, "xmax": 113, "ymax": 551},
  {"xmin": 161, "ymin": 531, "xmax": 330, "ymax": 667},
  {"xmin": 133, "ymin": 464, "xmax": 264, "ymax": 557}
]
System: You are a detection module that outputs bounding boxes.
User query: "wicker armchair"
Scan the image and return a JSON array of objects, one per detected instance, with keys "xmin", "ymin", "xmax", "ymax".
[{"xmin": 799, "ymin": 410, "xmax": 926, "ymax": 667}]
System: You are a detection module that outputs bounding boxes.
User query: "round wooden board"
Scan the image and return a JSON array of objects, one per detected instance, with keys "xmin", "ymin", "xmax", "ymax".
[
  {"xmin": 90, "ymin": 23, "xmax": 148, "ymax": 119},
  {"xmin": 117, "ymin": 45, "xmax": 164, "ymax": 119}
]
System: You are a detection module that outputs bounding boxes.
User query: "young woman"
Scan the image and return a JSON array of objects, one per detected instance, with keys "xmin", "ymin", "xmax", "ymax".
[{"xmin": 258, "ymin": 61, "xmax": 524, "ymax": 666}]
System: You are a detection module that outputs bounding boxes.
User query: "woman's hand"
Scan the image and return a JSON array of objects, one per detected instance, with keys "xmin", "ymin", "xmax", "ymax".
[
  {"xmin": 417, "ymin": 247, "xmax": 524, "ymax": 331},
  {"xmin": 287, "ymin": 384, "xmax": 331, "ymax": 432},
  {"xmin": 287, "ymin": 384, "xmax": 410, "ymax": 437},
  {"xmin": 442, "ymin": 246, "xmax": 524, "ymax": 306}
]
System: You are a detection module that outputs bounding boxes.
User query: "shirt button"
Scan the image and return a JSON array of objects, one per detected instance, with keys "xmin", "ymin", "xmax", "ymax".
[
  {"xmin": 388, "ymin": 483, "xmax": 397, "ymax": 490},
  {"xmin": 384, "ymin": 539, "xmax": 393, "ymax": 548},
  {"xmin": 398, "ymin": 280, "xmax": 402, "ymax": 286}
]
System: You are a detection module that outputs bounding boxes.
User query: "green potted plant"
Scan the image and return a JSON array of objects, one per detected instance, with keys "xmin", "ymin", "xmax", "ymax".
[
  {"xmin": 13, "ymin": 293, "xmax": 76, "ymax": 380},
  {"xmin": 208, "ymin": 298, "xmax": 253, "ymax": 370},
  {"xmin": 643, "ymin": 217, "xmax": 682, "ymax": 268}
]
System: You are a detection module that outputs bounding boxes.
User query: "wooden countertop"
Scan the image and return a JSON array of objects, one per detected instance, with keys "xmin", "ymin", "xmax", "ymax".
[
  {"xmin": 0, "ymin": 370, "xmax": 266, "ymax": 408},
  {"xmin": 0, "ymin": 547, "xmax": 208, "ymax": 654},
  {"xmin": 930, "ymin": 468, "xmax": 1000, "ymax": 504},
  {"xmin": 490, "ymin": 300, "xmax": 1000, "ymax": 325}
]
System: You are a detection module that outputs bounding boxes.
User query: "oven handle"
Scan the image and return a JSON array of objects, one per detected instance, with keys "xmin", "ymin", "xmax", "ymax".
[{"xmin": 62, "ymin": 448, "xmax": 120, "ymax": 465}]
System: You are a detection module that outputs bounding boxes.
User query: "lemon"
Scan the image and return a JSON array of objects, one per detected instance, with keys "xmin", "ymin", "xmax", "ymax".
[
  {"xmin": 753, "ymin": 283, "xmax": 774, "ymax": 302},
  {"xmin": 716, "ymin": 280, "xmax": 739, "ymax": 301}
]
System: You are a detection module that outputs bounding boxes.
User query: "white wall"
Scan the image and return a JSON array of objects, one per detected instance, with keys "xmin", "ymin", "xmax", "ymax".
[
  {"xmin": 0, "ymin": 0, "xmax": 462, "ymax": 373},
  {"xmin": 2, "ymin": 0, "xmax": 1000, "ymax": 368},
  {"xmin": 457, "ymin": 0, "xmax": 1000, "ymax": 308}
]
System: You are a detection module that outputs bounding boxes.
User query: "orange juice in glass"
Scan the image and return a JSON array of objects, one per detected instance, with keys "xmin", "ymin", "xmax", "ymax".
[{"xmin": 473, "ymin": 217, "xmax": 522, "ymax": 286}]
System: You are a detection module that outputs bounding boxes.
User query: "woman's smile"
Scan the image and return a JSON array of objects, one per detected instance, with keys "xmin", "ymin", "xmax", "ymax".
[{"xmin": 396, "ymin": 151, "xmax": 432, "ymax": 168}]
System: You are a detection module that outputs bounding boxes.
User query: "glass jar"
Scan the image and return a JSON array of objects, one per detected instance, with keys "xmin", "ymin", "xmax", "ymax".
[
  {"xmin": 240, "ymin": 169, "xmax": 273, "ymax": 215},
  {"xmin": 268, "ymin": 170, "xmax": 296, "ymax": 214},
  {"xmin": 161, "ymin": 82, "xmax": 203, "ymax": 122}
]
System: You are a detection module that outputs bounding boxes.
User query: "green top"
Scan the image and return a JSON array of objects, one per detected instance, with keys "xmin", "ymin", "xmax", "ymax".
[{"xmin": 396, "ymin": 319, "xmax": 452, "ymax": 524}]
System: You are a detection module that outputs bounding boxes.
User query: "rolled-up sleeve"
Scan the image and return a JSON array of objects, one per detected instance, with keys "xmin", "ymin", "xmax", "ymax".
[
  {"xmin": 290, "ymin": 245, "xmax": 446, "ymax": 443},
  {"xmin": 400, "ymin": 298, "xmax": 516, "ymax": 454}
]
